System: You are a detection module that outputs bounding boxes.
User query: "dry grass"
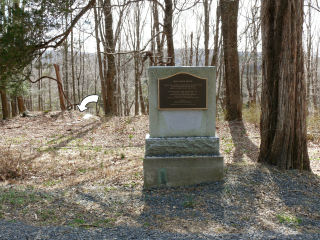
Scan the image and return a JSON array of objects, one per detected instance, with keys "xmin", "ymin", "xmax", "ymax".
[
  {"xmin": 0, "ymin": 148, "xmax": 31, "ymax": 181},
  {"xmin": 216, "ymin": 104, "xmax": 261, "ymax": 125},
  {"xmin": 242, "ymin": 104, "xmax": 261, "ymax": 125},
  {"xmin": 307, "ymin": 111, "xmax": 320, "ymax": 143},
  {"xmin": 0, "ymin": 110, "xmax": 319, "ymax": 234}
]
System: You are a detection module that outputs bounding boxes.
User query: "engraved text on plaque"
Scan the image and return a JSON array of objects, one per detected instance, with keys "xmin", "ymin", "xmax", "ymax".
[{"xmin": 158, "ymin": 72, "xmax": 207, "ymax": 110}]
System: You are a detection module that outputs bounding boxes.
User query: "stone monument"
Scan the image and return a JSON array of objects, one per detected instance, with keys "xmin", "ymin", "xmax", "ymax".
[{"xmin": 144, "ymin": 66, "xmax": 224, "ymax": 188}]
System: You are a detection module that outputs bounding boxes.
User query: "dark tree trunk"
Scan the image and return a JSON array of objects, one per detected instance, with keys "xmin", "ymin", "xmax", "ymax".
[
  {"xmin": 211, "ymin": 4, "xmax": 220, "ymax": 67},
  {"xmin": 104, "ymin": 0, "xmax": 117, "ymax": 115},
  {"xmin": 11, "ymin": 96, "xmax": 18, "ymax": 117},
  {"xmin": 0, "ymin": 88, "xmax": 10, "ymax": 119},
  {"xmin": 17, "ymin": 96, "xmax": 26, "ymax": 114},
  {"xmin": 220, "ymin": 0, "xmax": 242, "ymax": 120},
  {"xmin": 53, "ymin": 64, "xmax": 66, "ymax": 111},
  {"xmin": 259, "ymin": 0, "xmax": 310, "ymax": 171},
  {"xmin": 203, "ymin": 0, "xmax": 210, "ymax": 66},
  {"xmin": 189, "ymin": 32, "xmax": 193, "ymax": 66},
  {"xmin": 164, "ymin": 0, "xmax": 175, "ymax": 66},
  {"xmin": 71, "ymin": 27, "xmax": 76, "ymax": 110},
  {"xmin": 138, "ymin": 76, "xmax": 146, "ymax": 114},
  {"xmin": 94, "ymin": 3, "xmax": 108, "ymax": 114},
  {"xmin": 153, "ymin": 1, "xmax": 163, "ymax": 65}
]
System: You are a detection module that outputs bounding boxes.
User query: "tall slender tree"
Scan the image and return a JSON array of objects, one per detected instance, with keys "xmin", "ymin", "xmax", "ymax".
[
  {"xmin": 220, "ymin": 0, "xmax": 242, "ymax": 120},
  {"xmin": 203, "ymin": 0, "xmax": 210, "ymax": 66},
  {"xmin": 164, "ymin": 0, "xmax": 175, "ymax": 66},
  {"xmin": 104, "ymin": 0, "xmax": 117, "ymax": 115}
]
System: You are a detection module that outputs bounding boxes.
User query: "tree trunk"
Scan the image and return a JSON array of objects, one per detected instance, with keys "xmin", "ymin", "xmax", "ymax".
[
  {"xmin": 313, "ymin": 41, "xmax": 319, "ymax": 110},
  {"xmin": 211, "ymin": 4, "xmax": 220, "ymax": 66},
  {"xmin": 0, "ymin": 88, "xmax": 10, "ymax": 119},
  {"xmin": 306, "ymin": 0, "xmax": 312, "ymax": 111},
  {"xmin": 71, "ymin": 16, "xmax": 76, "ymax": 110},
  {"xmin": 195, "ymin": 33, "xmax": 200, "ymax": 66},
  {"xmin": 63, "ymin": 1, "xmax": 69, "ymax": 100},
  {"xmin": 11, "ymin": 96, "xmax": 18, "ymax": 117},
  {"xmin": 138, "ymin": 76, "xmax": 146, "ymax": 115},
  {"xmin": 259, "ymin": 0, "xmax": 310, "ymax": 171},
  {"xmin": 17, "ymin": 96, "xmax": 26, "ymax": 114},
  {"xmin": 220, "ymin": 0, "xmax": 242, "ymax": 120},
  {"xmin": 94, "ymin": 3, "xmax": 108, "ymax": 114},
  {"xmin": 53, "ymin": 64, "xmax": 66, "ymax": 111},
  {"xmin": 153, "ymin": 1, "xmax": 163, "ymax": 65},
  {"xmin": 164, "ymin": 0, "xmax": 175, "ymax": 66},
  {"xmin": 48, "ymin": 77, "xmax": 52, "ymax": 110},
  {"xmin": 104, "ymin": 0, "xmax": 117, "ymax": 115},
  {"xmin": 203, "ymin": 0, "xmax": 210, "ymax": 66},
  {"xmin": 29, "ymin": 95, "xmax": 33, "ymax": 112},
  {"xmin": 38, "ymin": 60, "xmax": 42, "ymax": 111},
  {"xmin": 189, "ymin": 32, "xmax": 193, "ymax": 66}
]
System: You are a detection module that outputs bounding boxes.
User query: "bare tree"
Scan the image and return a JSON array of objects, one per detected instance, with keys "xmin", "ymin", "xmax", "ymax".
[
  {"xmin": 211, "ymin": 3, "xmax": 220, "ymax": 67},
  {"xmin": 94, "ymin": 2, "xmax": 108, "ymax": 114},
  {"xmin": 203, "ymin": 0, "xmax": 210, "ymax": 66},
  {"xmin": 220, "ymin": 0, "xmax": 242, "ymax": 120},
  {"xmin": 164, "ymin": 0, "xmax": 175, "ymax": 65}
]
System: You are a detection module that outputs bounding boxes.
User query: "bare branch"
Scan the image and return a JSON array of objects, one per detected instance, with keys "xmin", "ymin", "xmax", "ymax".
[{"xmin": 36, "ymin": 0, "xmax": 96, "ymax": 50}]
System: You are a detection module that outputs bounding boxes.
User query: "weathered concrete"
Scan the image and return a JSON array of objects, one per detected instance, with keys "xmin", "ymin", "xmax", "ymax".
[
  {"xmin": 145, "ymin": 134, "xmax": 220, "ymax": 157},
  {"xmin": 148, "ymin": 67, "xmax": 216, "ymax": 137},
  {"xmin": 143, "ymin": 155, "xmax": 224, "ymax": 188}
]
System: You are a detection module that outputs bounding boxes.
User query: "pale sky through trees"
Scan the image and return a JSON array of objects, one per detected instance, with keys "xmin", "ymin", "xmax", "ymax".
[{"xmin": 68, "ymin": 0, "xmax": 320, "ymax": 56}]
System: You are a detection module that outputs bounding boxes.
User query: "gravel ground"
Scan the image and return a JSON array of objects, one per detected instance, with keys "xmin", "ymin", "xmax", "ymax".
[
  {"xmin": 1, "ymin": 164, "xmax": 320, "ymax": 239},
  {"xmin": 1, "ymin": 220, "xmax": 320, "ymax": 240},
  {"xmin": 1, "ymin": 114, "xmax": 320, "ymax": 239}
]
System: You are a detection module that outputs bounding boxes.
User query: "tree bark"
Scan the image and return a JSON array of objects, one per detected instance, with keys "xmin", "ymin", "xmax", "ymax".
[
  {"xmin": 104, "ymin": 0, "xmax": 117, "ymax": 115},
  {"xmin": 220, "ymin": 0, "xmax": 242, "ymax": 120},
  {"xmin": 0, "ymin": 88, "xmax": 10, "ymax": 119},
  {"xmin": 11, "ymin": 96, "xmax": 18, "ymax": 117},
  {"xmin": 94, "ymin": 3, "xmax": 108, "ymax": 114},
  {"xmin": 313, "ymin": 41, "xmax": 319, "ymax": 110},
  {"xmin": 164, "ymin": 0, "xmax": 175, "ymax": 66},
  {"xmin": 259, "ymin": 0, "xmax": 310, "ymax": 171},
  {"xmin": 211, "ymin": 4, "xmax": 220, "ymax": 67},
  {"xmin": 53, "ymin": 64, "xmax": 66, "ymax": 111},
  {"xmin": 153, "ymin": 1, "xmax": 163, "ymax": 65},
  {"xmin": 203, "ymin": 0, "xmax": 210, "ymax": 66},
  {"xmin": 63, "ymin": 1, "xmax": 69, "ymax": 100},
  {"xmin": 17, "ymin": 96, "xmax": 26, "ymax": 114},
  {"xmin": 189, "ymin": 32, "xmax": 193, "ymax": 66},
  {"xmin": 71, "ymin": 22, "xmax": 76, "ymax": 110}
]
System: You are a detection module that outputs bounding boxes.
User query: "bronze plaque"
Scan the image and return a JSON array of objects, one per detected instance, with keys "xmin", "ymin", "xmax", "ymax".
[{"xmin": 158, "ymin": 72, "xmax": 207, "ymax": 110}]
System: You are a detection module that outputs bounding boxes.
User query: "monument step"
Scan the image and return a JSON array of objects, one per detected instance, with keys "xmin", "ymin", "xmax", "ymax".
[
  {"xmin": 143, "ymin": 155, "xmax": 224, "ymax": 188},
  {"xmin": 145, "ymin": 135, "xmax": 220, "ymax": 157}
]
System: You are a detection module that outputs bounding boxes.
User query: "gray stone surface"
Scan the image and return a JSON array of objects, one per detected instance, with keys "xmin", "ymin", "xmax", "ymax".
[
  {"xmin": 144, "ymin": 155, "xmax": 224, "ymax": 188},
  {"xmin": 144, "ymin": 66, "xmax": 223, "ymax": 188},
  {"xmin": 145, "ymin": 134, "xmax": 220, "ymax": 157},
  {"xmin": 148, "ymin": 66, "xmax": 216, "ymax": 137}
]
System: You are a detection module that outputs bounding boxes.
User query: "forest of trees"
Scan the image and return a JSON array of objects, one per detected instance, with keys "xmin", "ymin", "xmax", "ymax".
[{"xmin": 1, "ymin": 0, "xmax": 320, "ymax": 171}]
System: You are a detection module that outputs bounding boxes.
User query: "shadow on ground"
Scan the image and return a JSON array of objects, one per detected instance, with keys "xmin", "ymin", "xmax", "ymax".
[{"xmin": 228, "ymin": 120, "xmax": 259, "ymax": 162}]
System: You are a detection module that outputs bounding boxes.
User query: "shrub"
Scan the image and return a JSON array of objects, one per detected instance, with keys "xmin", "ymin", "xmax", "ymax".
[
  {"xmin": 242, "ymin": 103, "xmax": 261, "ymax": 125},
  {"xmin": 307, "ymin": 112, "xmax": 320, "ymax": 143},
  {"xmin": 0, "ymin": 148, "xmax": 30, "ymax": 181}
]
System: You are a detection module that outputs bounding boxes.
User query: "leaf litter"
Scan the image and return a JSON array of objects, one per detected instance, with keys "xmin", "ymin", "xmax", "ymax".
[{"xmin": 0, "ymin": 111, "xmax": 319, "ymax": 236}]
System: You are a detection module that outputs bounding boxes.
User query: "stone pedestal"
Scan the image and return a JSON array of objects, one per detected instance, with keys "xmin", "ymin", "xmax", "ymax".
[
  {"xmin": 144, "ymin": 135, "xmax": 224, "ymax": 188},
  {"xmin": 144, "ymin": 66, "xmax": 224, "ymax": 188}
]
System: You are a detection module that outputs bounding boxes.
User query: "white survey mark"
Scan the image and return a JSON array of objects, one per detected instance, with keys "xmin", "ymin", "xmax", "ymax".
[{"xmin": 77, "ymin": 95, "xmax": 99, "ymax": 112}]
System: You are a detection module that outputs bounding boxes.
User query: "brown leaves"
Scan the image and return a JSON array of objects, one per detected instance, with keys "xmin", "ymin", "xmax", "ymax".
[{"xmin": 0, "ymin": 148, "xmax": 29, "ymax": 181}]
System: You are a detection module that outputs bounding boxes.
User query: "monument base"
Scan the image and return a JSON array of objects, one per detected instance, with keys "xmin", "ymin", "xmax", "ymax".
[{"xmin": 144, "ymin": 135, "xmax": 224, "ymax": 188}]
